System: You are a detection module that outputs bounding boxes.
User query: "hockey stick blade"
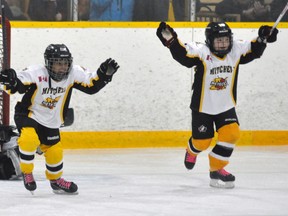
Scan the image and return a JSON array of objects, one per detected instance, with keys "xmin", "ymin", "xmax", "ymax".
[{"xmin": 270, "ymin": 2, "xmax": 288, "ymax": 35}]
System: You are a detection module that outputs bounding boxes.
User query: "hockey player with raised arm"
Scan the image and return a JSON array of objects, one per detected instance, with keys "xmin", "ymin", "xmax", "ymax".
[
  {"xmin": 157, "ymin": 22, "xmax": 278, "ymax": 188},
  {"xmin": 0, "ymin": 44, "xmax": 120, "ymax": 194}
]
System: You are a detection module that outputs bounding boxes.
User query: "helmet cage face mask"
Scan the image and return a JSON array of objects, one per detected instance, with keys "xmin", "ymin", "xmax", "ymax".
[
  {"xmin": 205, "ymin": 22, "xmax": 233, "ymax": 56},
  {"xmin": 44, "ymin": 44, "xmax": 73, "ymax": 81},
  {"xmin": 45, "ymin": 58, "xmax": 73, "ymax": 81}
]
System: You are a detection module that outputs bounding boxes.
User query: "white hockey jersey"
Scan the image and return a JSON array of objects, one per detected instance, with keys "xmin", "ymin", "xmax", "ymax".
[
  {"xmin": 186, "ymin": 40, "xmax": 251, "ymax": 114},
  {"xmin": 169, "ymin": 38, "xmax": 265, "ymax": 115},
  {"xmin": 15, "ymin": 64, "xmax": 105, "ymax": 128}
]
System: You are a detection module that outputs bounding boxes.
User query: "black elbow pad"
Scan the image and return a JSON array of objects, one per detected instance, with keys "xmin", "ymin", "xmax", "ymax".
[{"xmin": 251, "ymin": 41, "xmax": 266, "ymax": 58}]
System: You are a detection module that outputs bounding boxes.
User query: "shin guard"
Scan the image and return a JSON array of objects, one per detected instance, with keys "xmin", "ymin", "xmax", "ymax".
[
  {"xmin": 209, "ymin": 123, "xmax": 240, "ymax": 171},
  {"xmin": 41, "ymin": 142, "xmax": 63, "ymax": 180},
  {"xmin": 18, "ymin": 128, "xmax": 40, "ymax": 174}
]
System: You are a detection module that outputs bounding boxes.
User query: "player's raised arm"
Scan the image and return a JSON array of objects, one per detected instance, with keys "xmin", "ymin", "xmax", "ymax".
[
  {"xmin": 156, "ymin": 22, "xmax": 199, "ymax": 68},
  {"xmin": 258, "ymin": 25, "xmax": 279, "ymax": 43},
  {"xmin": 72, "ymin": 58, "xmax": 120, "ymax": 94},
  {"xmin": 240, "ymin": 25, "xmax": 278, "ymax": 64},
  {"xmin": 97, "ymin": 58, "xmax": 120, "ymax": 83},
  {"xmin": 156, "ymin": 22, "xmax": 178, "ymax": 48}
]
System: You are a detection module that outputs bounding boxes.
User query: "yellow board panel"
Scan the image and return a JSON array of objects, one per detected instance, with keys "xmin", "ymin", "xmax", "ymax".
[
  {"xmin": 60, "ymin": 130, "xmax": 288, "ymax": 149},
  {"xmin": 10, "ymin": 21, "xmax": 288, "ymax": 29}
]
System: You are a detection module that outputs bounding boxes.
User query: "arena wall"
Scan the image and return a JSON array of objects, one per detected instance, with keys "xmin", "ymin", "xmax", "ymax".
[{"xmin": 9, "ymin": 22, "xmax": 288, "ymax": 147}]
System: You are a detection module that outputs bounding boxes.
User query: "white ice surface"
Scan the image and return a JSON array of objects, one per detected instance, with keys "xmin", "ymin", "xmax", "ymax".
[{"xmin": 1, "ymin": 146, "xmax": 288, "ymax": 216}]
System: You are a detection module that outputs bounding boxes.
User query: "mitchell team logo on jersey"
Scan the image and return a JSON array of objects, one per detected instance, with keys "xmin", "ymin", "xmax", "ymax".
[
  {"xmin": 210, "ymin": 65, "xmax": 233, "ymax": 75},
  {"xmin": 210, "ymin": 77, "xmax": 228, "ymax": 90},
  {"xmin": 41, "ymin": 96, "xmax": 61, "ymax": 109},
  {"xmin": 42, "ymin": 87, "xmax": 66, "ymax": 95}
]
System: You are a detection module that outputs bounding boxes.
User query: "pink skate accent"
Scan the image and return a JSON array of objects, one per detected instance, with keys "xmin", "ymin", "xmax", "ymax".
[
  {"xmin": 24, "ymin": 173, "xmax": 35, "ymax": 183},
  {"xmin": 185, "ymin": 151, "xmax": 196, "ymax": 163},
  {"xmin": 218, "ymin": 169, "xmax": 230, "ymax": 176},
  {"xmin": 55, "ymin": 178, "xmax": 72, "ymax": 189}
]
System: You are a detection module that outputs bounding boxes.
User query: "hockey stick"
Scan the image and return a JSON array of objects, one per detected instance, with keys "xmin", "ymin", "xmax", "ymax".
[
  {"xmin": 270, "ymin": 2, "xmax": 288, "ymax": 34},
  {"xmin": 0, "ymin": 0, "xmax": 10, "ymax": 126},
  {"xmin": 1, "ymin": 0, "xmax": 8, "ymax": 69}
]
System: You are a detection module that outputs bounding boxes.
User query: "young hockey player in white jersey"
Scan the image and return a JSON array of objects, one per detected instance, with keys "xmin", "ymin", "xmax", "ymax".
[
  {"xmin": 157, "ymin": 22, "xmax": 278, "ymax": 188},
  {"xmin": 0, "ymin": 44, "xmax": 120, "ymax": 194}
]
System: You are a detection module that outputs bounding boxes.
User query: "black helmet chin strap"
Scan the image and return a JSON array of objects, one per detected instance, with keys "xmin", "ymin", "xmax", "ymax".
[{"xmin": 49, "ymin": 76, "xmax": 52, "ymax": 88}]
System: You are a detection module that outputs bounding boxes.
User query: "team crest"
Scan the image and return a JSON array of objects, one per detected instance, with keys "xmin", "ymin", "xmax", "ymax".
[
  {"xmin": 41, "ymin": 96, "xmax": 61, "ymax": 109},
  {"xmin": 210, "ymin": 77, "xmax": 228, "ymax": 90}
]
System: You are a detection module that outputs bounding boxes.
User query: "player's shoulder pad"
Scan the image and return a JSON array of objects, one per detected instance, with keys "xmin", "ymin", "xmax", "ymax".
[
  {"xmin": 72, "ymin": 65, "xmax": 88, "ymax": 73},
  {"xmin": 20, "ymin": 64, "xmax": 46, "ymax": 75},
  {"xmin": 232, "ymin": 39, "xmax": 251, "ymax": 49},
  {"xmin": 186, "ymin": 41, "xmax": 208, "ymax": 55}
]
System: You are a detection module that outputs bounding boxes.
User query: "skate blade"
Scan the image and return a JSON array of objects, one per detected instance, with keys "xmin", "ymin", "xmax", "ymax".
[
  {"xmin": 29, "ymin": 190, "xmax": 35, "ymax": 195},
  {"xmin": 209, "ymin": 179, "xmax": 235, "ymax": 189},
  {"xmin": 52, "ymin": 189, "xmax": 79, "ymax": 195}
]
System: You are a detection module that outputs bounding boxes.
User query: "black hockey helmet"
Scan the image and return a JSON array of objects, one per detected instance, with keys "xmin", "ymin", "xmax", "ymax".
[
  {"xmin": 205, "ymin": 22, "xmax": 233, "ymax": 56},
  {"xmin": 44, "ymin": 44, "xmax": 73, "ymax": 81}
]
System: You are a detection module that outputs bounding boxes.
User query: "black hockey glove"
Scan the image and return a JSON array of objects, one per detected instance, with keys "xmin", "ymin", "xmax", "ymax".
[
  {"xmin": 97, "ymin": 58, "xmax": 120, "ymax": 83},
  {"xmin": 258, "ymin": 25, "xmax": 278, "ymax": 43},
  {"xmin": 156, "ymin": 22, "xmax": 177, "ymax": 48},
  {"xmin": 0, "ymin": 68, "xmax": 18, "ymax": 89}
]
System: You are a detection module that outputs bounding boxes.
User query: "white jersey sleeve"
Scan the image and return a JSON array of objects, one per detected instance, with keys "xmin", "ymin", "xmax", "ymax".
[{"xmin": 69, "ymin": 65, "xmax": 99, "ymax": 85}]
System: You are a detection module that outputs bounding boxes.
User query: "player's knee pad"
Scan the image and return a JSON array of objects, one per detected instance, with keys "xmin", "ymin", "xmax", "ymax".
[
  {"xmin": 18, "ymin": 127, "xmax": 40, "ymax": 152},
  {"xmin": 18, "ymin": 128, "xmax": 40, "ymax": 174},
  {"xmin": 209, "ymin": 123, "xmax": 239, "ymax": 171},
  {"xmin": 41, "ymin": 142, "xmax": 63, "ymax": 180},
  {"xmin": 187, "ymin": 137, "xmax": 212, "ymax": 155},
  {"xmin": 217, "ymin": 122, "xmax": 240, "ymax": 144}
]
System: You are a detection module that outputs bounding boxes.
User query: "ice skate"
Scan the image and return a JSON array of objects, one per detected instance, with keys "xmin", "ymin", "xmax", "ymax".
[
  {"xmin": 184, "ymin": 149, "xmax": 197, "ymax": 170},
  {"xmin": 22, "ymin": 173, "xmax": 37, "ymax": 193},
  {"xmin": 209, "ymin": 169, "xmax": 235, "ymax": 189},
  {"xmin": 50, "ymin": 178, "xmax": 78, "ymax": 194}
]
